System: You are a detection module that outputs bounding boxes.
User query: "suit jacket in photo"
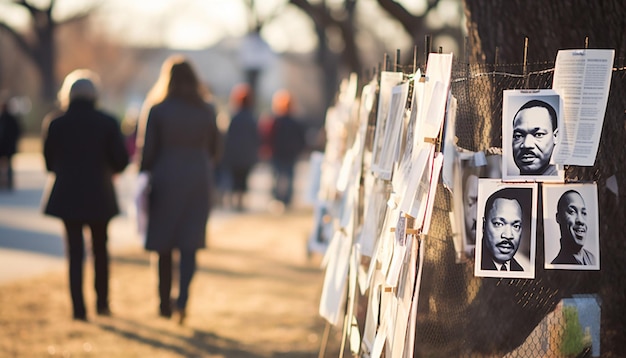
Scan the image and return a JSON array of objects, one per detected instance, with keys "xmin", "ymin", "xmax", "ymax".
[{"xmin": 481, "ymin": 247, "xmax": 524, "ymax": 271}]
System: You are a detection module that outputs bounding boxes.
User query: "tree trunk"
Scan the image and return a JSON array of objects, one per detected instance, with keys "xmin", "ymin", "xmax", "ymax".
[
  {"xmin": 459, "ymin": 1, "xmax": 626, "ymax": 356},
  {"xmin": 36, "ymin": 23, "xmax": 57, "ymax": 103},
  {"xmin": 464, "ymin": 0, "xmax": 626, "ymax": 64}
]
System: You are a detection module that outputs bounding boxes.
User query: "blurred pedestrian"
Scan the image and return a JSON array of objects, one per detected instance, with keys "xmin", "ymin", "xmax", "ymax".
[
  {"xmin": 269, "ymin": 89, "xmax": 305, "ymax": 211},
  {"xmin": 0, "ymin": 98, "xmax": 22, "ymax": 190},
  {"xmin": 136, "ymin": 55, "xmax": 221, "ymax": 324},
  {"xmin": 257, "ymin": 113, "xmax": 274, "ymax": 161},
  {"xmin": 121, "ymin": 107, "xmax": 140, "ymax": 164},
  {"xmin": 41, "ymin": 69, "xmax": 130, "ymax": 321},
  {"xmin": 222, "ymin": 83, "xmax": 260, "ymax": 211}
]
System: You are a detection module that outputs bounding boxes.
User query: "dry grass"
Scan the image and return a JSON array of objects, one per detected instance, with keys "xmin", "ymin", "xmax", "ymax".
[{"xmin": 0, "ymin": 210, "xmax": 343, "ymax": 357}]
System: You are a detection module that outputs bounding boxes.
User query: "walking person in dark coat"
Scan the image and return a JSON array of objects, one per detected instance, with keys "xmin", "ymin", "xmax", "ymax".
[
  {"xmin": 137, "ymin": 55, "xmax": 221, "ymax": 324},
  {"xmin": 268, "ymin": 89, "xmax": 305, "ymax": 211},
  {"xmin": 41, "ymin": 69, "xmax": 129, "ymax": 320},
  {"xmin": 222, "ymin": 83, "xmax": 259, "ymax": 211},
  {"xmin": 0, "ymin": 99, "xmax": 22, "ymax": 190}
]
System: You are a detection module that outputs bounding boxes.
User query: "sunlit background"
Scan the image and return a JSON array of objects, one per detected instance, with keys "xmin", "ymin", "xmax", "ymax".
[{"xmin": 0, "ymin": 0, "xmax": 466, "ymax": 145}]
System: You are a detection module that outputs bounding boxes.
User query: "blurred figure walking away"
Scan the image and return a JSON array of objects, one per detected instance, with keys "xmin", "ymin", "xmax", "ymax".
[
  {"xmin": 0, "ymin": 98, "xmax": 22, "ymax": 190},
  {"xmin": 136, "ymin": 55, "xmax": 221, "ymax": 324},
  {"xmin": 41, "ymin": 69, "xmax": 130, "ymax": 321},
  {"xmin": 268, "ymin": 89, "xmax": 305, "ymax": 212},
  {"xmin": 222, "ymin": 83, "xmax": 260, "ymax": 211},
  {"xmin": 121, "ymin": 106, "xmax": 140, "ymax": 164}
]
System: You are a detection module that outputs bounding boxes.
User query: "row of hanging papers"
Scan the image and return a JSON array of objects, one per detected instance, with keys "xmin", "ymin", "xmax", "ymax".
[{"xmin": 306, "ymin": 49, "xmax": 614, "ymax": 357}]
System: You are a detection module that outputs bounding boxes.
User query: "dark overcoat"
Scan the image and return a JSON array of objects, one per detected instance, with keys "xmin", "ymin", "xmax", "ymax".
[
  {"xmin": 42, "ymin": 100, "xmax": 129, "ymax": 221},
  {"xmin": 270, "ymin": 114, "xmax": 305, "ymax": 165},
  {"xmin": 0, "ymin": 109, "xmax": 21, "ymax": 157},
  {"xmin": 222, "ymin": 108, "xmax": 259, "ymax": 171},
  {"xmin": 140, "ymin": 98, "xmax": 220, "ymax": 252}
]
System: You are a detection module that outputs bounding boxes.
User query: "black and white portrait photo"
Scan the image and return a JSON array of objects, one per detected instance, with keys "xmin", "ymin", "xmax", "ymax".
[
  {"xmin": 474, "ymin": 179, "xmax": 537, "ymax": 279},
  {"xmin": 452, "ymin": 149, "xmax": 503, "ymax": 260},
  {"xmin": 543, "ymin": 183, "xmax": 600, "ymax": 270},
  {"xmin": 502, "ymin": 90, "xmax": 564, "ymax": 182},
  {"xmin": 460, "ymin": 156, "xmax": 480, "ymax": 256}
]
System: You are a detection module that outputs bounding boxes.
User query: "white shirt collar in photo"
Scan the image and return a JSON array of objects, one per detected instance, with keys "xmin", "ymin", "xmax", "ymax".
[{"xmin": 493, "ymin": 260, "xmax": 508, "ymax": 271}]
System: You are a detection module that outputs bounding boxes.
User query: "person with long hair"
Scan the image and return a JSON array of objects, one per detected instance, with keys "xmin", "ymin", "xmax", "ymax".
[
  {"xmin": 41, "ymin": 69, "xmax": 129, "ymax": 320},
  {"xmin": 136, "ymin": 55, "xmax": 221, "ymax": 324}
]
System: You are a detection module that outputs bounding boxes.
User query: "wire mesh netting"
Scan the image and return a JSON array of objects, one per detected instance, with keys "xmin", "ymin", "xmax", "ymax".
[{"xmin": 411, "ymin": 59, "xmax": 626, "ymax": 357}]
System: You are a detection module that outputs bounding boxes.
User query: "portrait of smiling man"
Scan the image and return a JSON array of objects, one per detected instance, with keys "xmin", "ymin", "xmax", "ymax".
[
  {"xmin": 551, "ymin": 190, "xmax": 595, "ymax": 265},
  {"xmin": 543, "ymin": 183, "xmax": 599, "ymax": 270}
]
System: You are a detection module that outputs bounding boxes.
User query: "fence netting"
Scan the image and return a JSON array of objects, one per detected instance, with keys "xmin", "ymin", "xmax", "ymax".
[
  {"xmin": 318, "ymin": 57, "xmax": 626, "ymax": 357},
  {"xmin": 415, "ymin": 59, "xmax": 625, "ymax": 357}
]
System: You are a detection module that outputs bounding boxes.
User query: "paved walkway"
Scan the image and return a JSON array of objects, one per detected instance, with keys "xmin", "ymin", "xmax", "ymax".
[{"xmin": 0, "ymin": 151, "xmax": 315, "ymax": 286}]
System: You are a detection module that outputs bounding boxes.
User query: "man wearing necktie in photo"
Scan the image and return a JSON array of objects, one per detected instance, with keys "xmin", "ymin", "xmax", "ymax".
[{"xmin": 480, "ymin": 188, "xmax": 525, "ymax": 271}]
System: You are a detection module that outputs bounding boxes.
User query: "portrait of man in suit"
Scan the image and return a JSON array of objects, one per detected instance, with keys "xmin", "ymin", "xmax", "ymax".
[{"xmin": 480, "ymin": 187, "xmax": 526, "ymax": 271}]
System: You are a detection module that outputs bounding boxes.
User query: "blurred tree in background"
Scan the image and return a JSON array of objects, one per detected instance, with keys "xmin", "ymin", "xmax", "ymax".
[
  {"xmin": 0, "ymin": 0, "xmax": 95, "ymax": 102},
  {"xmin": 0, "ymin": 0, "xmax": 464, "ymax": 135}
]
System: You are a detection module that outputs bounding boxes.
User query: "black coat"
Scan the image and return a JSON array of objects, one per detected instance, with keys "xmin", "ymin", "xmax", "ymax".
[
  {"xmin": 42, "ymin": 101, "xmax": 129, "ymax": 221},
  {"xmin": 270, "ymin": 114, "xmax": 305, "ymax": 164},
  {"xmin": 0, "ymin": 109, "xmax": 21, "ymax": 157},
  {"xmin": 139, "ymin": 98, "xmax": 221, "ymax": 252},
  {"xmin": 222, "ymin": 108, "xmax": 259, "ymax": 171}
]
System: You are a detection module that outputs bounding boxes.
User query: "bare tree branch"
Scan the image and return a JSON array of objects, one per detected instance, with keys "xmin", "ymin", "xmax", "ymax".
[
  {"xmin": 0, "ymin": 0, "xmax": 100, "ymax": 100},
  {"xmin": 0, "ymin": 21, "xmax": 35, "ymax": 59},
  {"xmin": 375, "ymin": 0, "xmax": 433, "ymax": 37}
]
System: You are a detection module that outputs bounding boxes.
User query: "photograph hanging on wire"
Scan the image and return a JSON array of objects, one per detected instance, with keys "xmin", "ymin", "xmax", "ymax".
[
  {"xmin": 474, "ymin": 179, "xmax": 537, "ymax": 279},
  {"xmin": 502, "ymin": 89, "xmax": 564, "ymax": 183},
  {"xmin": 542, "ymin": 182, "xmax": 600, "ymax": 270}
]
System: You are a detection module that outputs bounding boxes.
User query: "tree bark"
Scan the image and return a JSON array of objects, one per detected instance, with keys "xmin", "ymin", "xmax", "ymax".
[{"xmin": 460, "ymin": 1, "xmax": 626, "ymax": 356}]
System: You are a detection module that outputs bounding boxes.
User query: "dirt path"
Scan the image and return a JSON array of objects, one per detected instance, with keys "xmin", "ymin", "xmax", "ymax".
[{"xmin": 0, "ymin": 210, "xmax": 343, "ymax": 357}]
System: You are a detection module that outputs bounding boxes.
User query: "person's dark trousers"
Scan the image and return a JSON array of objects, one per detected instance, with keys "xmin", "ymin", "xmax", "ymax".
[
  {"xmin": 177, "ymin": 249, "xmax": 196, "ymax": 310},
  {"xmin": 6, "ymin": 156, "xmax": 13, "ymax": 189},
  {"xmin": 158, "ymin": 249, "xmax": 197, "ymax": 316},
  {"xmin": 62, "ymin": 219, "xmax": 110, "ymax": 320},
  {"xmin": 0, "ymin": 155, "xmax": 14, "ymax": 190},
  {"xmin": 5, "ymin": 155, "xmax": 14, "ymax": 190},
  {"xmin": 158, "ymin": 251, "xmax": 173, "ymax": 317},
  {"xmin": 271, "ymin": 159, "xmax": 295, "ymax": 206}
]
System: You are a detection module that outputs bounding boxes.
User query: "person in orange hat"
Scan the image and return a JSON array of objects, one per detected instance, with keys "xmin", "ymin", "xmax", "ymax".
[
  {"xmin": 221, "ymin": 83, "xmax": 260, "ymax": 211},
  {"xmin": 268, "ymin": 89, "xmax": 306, "ymax": 211}
]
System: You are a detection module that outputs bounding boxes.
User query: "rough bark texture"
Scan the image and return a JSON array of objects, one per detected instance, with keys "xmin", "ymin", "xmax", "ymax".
[
  {"xmin": 441, "ymin": 1, "xmax": 626, "ymax": 356},
  {"xmin": 464, "ymin": 0, "xmax": 626, "ymax": 64}
]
